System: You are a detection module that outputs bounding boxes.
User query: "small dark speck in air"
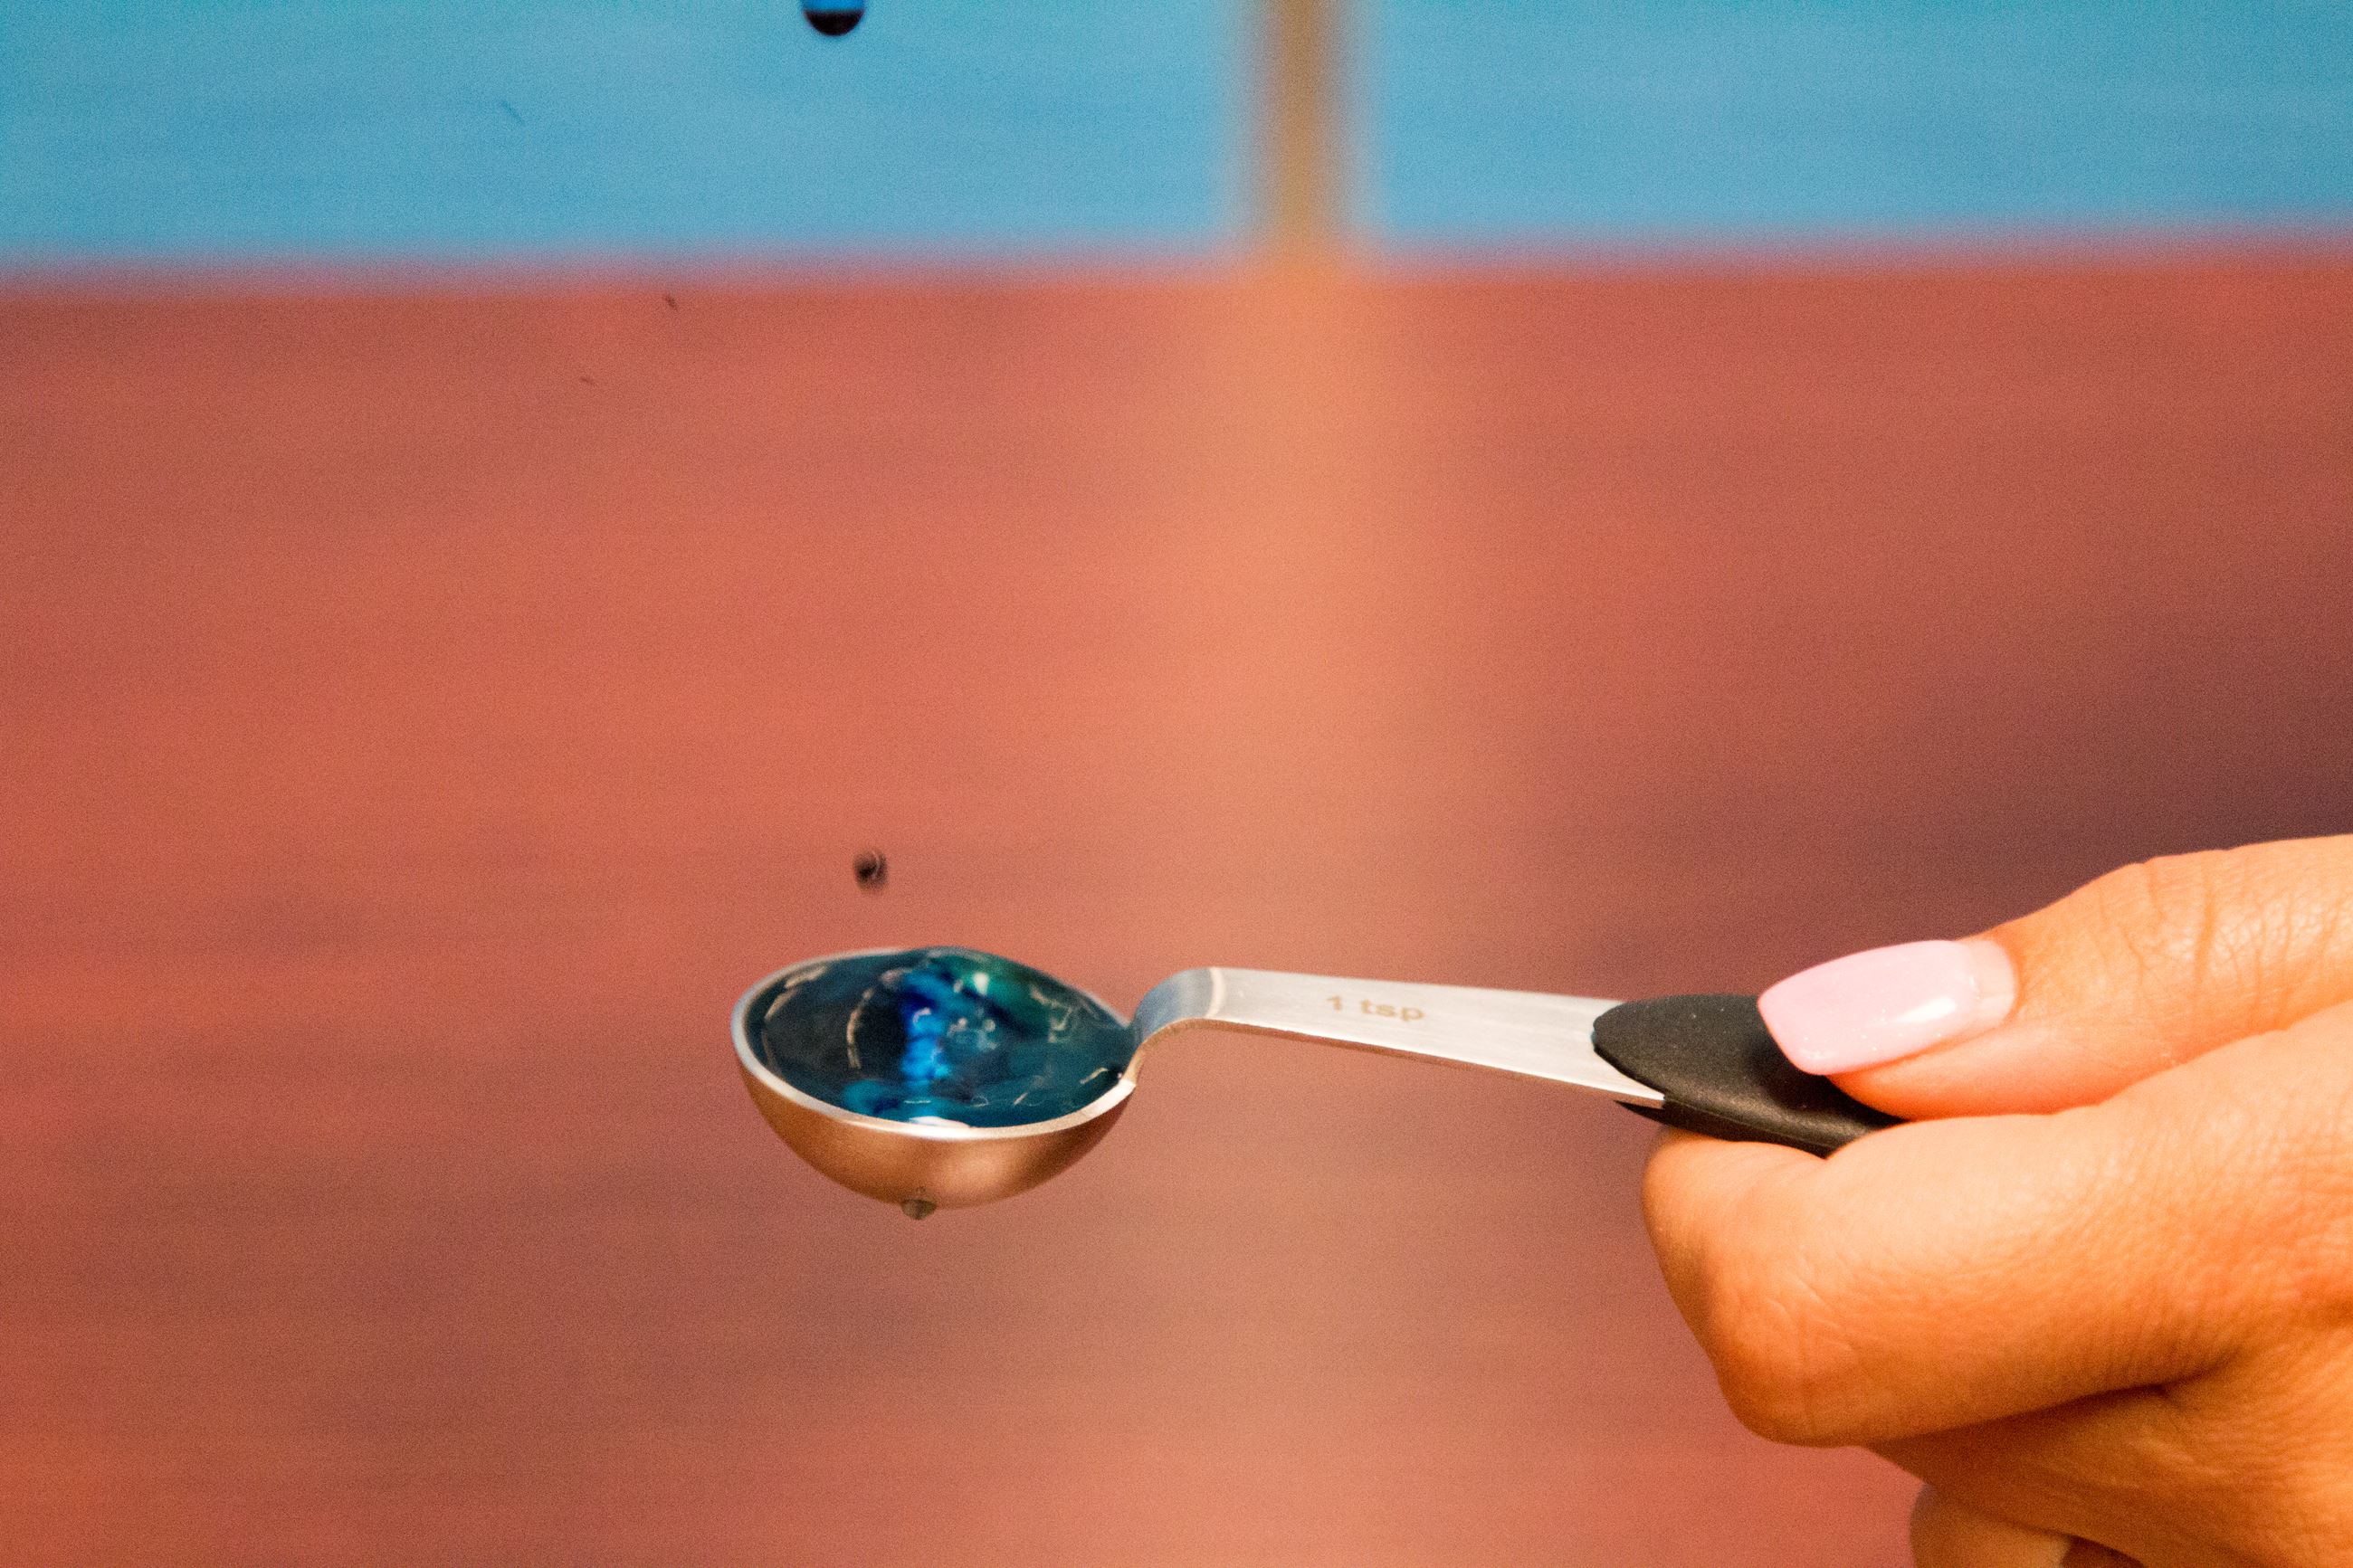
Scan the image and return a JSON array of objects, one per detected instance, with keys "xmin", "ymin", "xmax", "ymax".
[
  {"xmin": 804, "ymin": 1, "xmax": 864, "ymax": 37},
  {"xmin": 853, "ymin": 849, "xmax": 889, "ymax": 892},
  {"xmin": 663, "ymin": 293, "xmax": 678, "ymax": 311},
  {"xmin": 499, "ymin": 99, "xmax": 524, "ymax": 126},
  {"xmin": 578, "ymin": 375, "xmax": 595, "ymax": 385}
]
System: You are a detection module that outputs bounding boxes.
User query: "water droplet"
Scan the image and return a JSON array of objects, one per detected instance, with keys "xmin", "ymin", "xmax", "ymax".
[
  {"xmin": 900, "ymin": 1195, "xmax": 936, "ymax": 1220},
  {"xmin": 749, "ymin": 947, "xmax": 1134, "ymax": 1127},
  {"xmin": 853, "ymin": 848, "xmax": 888, "ymax": 892},
  {"xmin": 803, "ymin": 1, "xmax": 863, "ymax": 37}
]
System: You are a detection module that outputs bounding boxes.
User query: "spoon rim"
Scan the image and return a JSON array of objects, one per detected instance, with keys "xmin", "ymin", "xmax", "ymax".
[{"xmin": 729, "ymin": 946, "xmax": 1136, "ymax": 1143}]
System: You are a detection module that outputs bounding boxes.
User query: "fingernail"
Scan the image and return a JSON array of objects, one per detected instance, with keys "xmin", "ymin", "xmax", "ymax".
[{"xmin": 1758, "ymin": 938, "xmax": 2017, "ymax": 1075}]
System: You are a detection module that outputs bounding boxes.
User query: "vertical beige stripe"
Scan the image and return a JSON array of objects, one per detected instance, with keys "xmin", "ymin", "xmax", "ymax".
[{"xmin": 1263, "ymin": 0, "xmax": 1340, "ymax": 261}]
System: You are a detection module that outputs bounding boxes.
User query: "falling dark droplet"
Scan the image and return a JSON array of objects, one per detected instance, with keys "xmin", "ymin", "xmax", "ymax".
[
  {"xmin": 853, "ymin": 849, "xmax": 888, "ymax": 892},
  {"xmin": 802, "ymin": 1, "xmax": 863, "ymax": 36},
  {"xmin": 900, "ymin": 1196, "xmax": 936, "ymax": 1221}
]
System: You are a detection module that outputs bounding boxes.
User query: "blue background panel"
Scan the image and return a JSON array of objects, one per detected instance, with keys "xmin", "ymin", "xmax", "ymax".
[
  {"xmin": 0, "ymin": 0, "xmax": 1247, "ymax": 261},
  {"xmin": 1364, "ymin": 0, "xmax": 2353, "ymax": 246},
  {"xmin": 8, "ymin": 2, "xmax": 2353, "ymax": 263}
]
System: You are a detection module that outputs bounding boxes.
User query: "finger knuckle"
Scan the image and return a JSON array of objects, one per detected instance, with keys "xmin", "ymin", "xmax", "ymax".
[
  {"xmin": 1695, "ymin": 1252, "xmax": 1862, "ymax": 1445},
  {"xmin": 2072, "ymin": 849, "xmax": 2249, "ymax": 1016},
  {"xmin": 2067, "ymin": 842, "xmax": 2353, "ymax": 1035}
]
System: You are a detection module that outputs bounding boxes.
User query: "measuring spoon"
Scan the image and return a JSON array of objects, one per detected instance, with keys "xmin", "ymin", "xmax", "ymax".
[{"xmin": 732, "ymin": 946, "xmax": 1897, "ymax": 1217}]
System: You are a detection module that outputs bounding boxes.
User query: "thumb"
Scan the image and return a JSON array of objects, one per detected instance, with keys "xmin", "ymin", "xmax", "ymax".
[{"xmin": 1756, "ymin": 834, "xmax": 2353, "ymax": 1117}]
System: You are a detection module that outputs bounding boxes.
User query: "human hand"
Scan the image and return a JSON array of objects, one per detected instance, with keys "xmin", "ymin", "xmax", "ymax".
[{"xmin": 1641, "ymin": 835, "xmax": 2353, "ymax": 1565}]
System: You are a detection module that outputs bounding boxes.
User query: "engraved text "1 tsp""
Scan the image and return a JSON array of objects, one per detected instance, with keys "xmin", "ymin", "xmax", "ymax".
[{"xmin": 1329, "ymin": 995, "xmax": 1424, "ymax": 1022}]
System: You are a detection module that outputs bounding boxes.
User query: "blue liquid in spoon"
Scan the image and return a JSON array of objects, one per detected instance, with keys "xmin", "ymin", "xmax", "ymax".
[{"xmin": 749, "ymin": 947, "xmax": 1134, "ymax": 1127}]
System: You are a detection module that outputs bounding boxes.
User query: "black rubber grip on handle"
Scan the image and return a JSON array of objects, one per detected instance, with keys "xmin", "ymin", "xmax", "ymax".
[{"xmin": 1592, "ymin": 994, "xmax": 1900, "ymax": 1156}]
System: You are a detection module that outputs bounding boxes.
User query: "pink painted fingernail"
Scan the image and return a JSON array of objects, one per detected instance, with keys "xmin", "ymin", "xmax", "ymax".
[{"xmin": 1758, "ymin": 939, "xmax": 2017, "ymax": 1074}]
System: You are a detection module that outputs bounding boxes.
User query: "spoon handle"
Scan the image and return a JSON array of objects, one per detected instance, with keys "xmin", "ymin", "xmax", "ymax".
[
  {"xmin": 1130, "ymin": 967, "xmax": 1664, "ymax": 1107},
  {"xmin": 1592, "ymin": 994, "xmax": 1900, "ymax": 1156},
  {"xmin": 1132, "ymin": 970, "xmax": 1898, "ymax": 1157}
]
